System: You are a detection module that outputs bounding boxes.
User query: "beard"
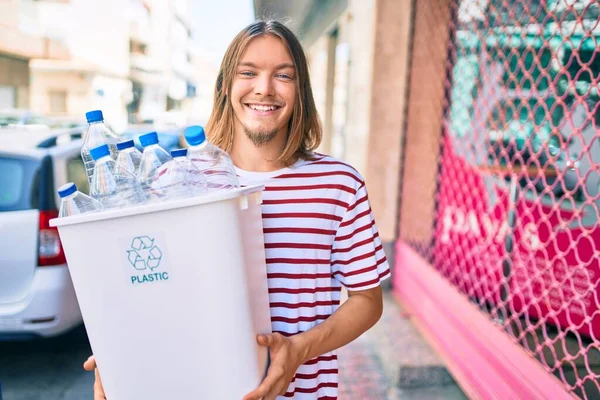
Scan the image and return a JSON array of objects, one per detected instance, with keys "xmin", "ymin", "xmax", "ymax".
[{"xmin": 244, "ymin": 125, "xmax": 278, "ymax": 147}]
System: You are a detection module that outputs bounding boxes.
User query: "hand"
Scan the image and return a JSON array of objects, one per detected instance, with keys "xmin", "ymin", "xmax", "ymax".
[
  {"xmin": 243, "ymin": 333, "xmax": 307, "ymax": 400},
  {"xmin": 83, "ymin": 355, "xmax": 107, "ymax": 400}
]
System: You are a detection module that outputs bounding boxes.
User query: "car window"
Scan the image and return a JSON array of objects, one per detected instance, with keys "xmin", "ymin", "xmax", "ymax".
[
  {"xmin": 0, "ymin": 157, "xmax": 40, "ymax": 211},
  {"xmin": 0, "ymin": 115, "xmax": 20, "ymax": 127},
  {"xmin": 26, "ymin": 115, "xmax": 49, "ymax": 126},
  {"xmin": 66, "ymin": 155, "xmax": 89, "ymax": 195}
]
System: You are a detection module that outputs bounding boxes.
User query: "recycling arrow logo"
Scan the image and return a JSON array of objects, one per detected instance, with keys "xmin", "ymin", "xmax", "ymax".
[{"xmin": 127, "ymin": 236, "xmax": 163, "ymax": 271}]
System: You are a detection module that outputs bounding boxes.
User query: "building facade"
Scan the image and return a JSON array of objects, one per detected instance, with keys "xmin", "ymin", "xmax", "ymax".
[
  {"xmin": 1, "ymin": 0, "xmax": 201, "ymax": 131},
  {"xmin": 0, "ymin": 0, "xmax": 69, "ymax": 110}
]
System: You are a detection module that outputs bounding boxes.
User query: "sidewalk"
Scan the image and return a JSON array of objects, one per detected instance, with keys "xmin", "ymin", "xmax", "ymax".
[
  {"xmin": 337, "ymin": 291, "xmax": 467, "ymax": 399},
  {"xmin": 0, "ymin": 292, "xmax": 467, "ymax": 400}
]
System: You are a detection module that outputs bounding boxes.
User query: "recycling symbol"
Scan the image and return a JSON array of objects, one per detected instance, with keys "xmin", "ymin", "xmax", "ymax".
[{"xmin": 127, "ymin": 236, "xmax": 162, "ymax": 271}]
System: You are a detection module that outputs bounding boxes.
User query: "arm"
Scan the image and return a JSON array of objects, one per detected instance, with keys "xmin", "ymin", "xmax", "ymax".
[
  {"xmin": 243, "ymin": 285, "xmax": 383, "ymax": 400},
  {"xmin": 293, "ymin": 285, "xmax": 383, "ymax": 362}
]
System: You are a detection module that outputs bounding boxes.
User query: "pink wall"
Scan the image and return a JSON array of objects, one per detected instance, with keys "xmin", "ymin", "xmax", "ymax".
[{"xmin": 393, "ymin": 241, "xmax": 572, "ymax": 399}]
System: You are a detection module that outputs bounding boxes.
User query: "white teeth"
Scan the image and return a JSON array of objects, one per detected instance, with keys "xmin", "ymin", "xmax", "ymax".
[{"xmin": 249, "ymin": 104, "xmax": 277, "ymax": 111}]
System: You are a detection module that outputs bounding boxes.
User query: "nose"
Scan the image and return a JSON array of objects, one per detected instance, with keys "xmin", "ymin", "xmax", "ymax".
[{"xmin": 254, "ymin": 73, "xmax": 275, "ymax": 97}]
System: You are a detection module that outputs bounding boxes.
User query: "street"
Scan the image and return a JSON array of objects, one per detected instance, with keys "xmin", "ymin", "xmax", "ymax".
[{"xmin": 0, "ymin": 325, "xmax": 94, "ymax": 400}]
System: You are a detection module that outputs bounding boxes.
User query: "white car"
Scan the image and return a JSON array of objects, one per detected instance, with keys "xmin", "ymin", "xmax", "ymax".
[{"xmin": 0, "ymin": 128, "xmax": 87, "ymax": 339}]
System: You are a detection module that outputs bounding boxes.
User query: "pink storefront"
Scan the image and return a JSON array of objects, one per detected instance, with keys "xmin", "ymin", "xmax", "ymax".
[{"xmin": 394, "ymin": 1, "xmax": 600, "ymax": 398}]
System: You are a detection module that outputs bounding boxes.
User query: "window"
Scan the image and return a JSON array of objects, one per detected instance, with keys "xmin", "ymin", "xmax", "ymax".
[
  {"xmin": 0, "ymin": 114, "xmax": 20, "ymax": 127},
  {"xmin": 0, "ymin": 86, "xmax": 16, "ymax": 109},
  {"xmin": 0, "ymin": 157, "xmax": 40, "ymax": 212},
  {"xmin": 450, "ymin": 27, "xmax": 600, "ymax": 203},
  {"xmin": 49, "ymin": 90, "xmax": 67, "ymax": 114},
  {"xmin": 130, "ymin": 40, "xmax": 148, "ymax": 55}
]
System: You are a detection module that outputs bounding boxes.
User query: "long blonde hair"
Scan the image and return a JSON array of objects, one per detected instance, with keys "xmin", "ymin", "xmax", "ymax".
[{"xmin": 205, "ymin": 20, "xmax": 322, "ymax": 165}]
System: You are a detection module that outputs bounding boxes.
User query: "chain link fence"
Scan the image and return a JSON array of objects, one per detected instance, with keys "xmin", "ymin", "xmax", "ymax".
[{"xmin": 401, "ymin": 1, "xmax": 600, "ymax": 398}]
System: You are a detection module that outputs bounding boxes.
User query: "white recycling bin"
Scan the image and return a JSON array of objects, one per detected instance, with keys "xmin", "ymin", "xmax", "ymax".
[{"xmin": 50, "ymin": 185, "xmax": 271, "ymax": 400}]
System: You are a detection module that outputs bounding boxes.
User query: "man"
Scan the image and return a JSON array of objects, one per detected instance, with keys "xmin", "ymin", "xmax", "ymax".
[{"xmin": 84, "ymin": 20, "xmax": 390, "ymax": 399}]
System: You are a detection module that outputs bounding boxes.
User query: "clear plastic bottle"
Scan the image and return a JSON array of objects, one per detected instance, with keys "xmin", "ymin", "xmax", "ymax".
[
  {"xmin": 89, "ymin": 144, "xmax": 146, "ymax": 209},
  {"xmin": 137, "ymin": 132, "xmax": 172, "ymax": 201},
  {"xmin": 171, "ymin": 148, "xmax": 208, "ymax": 196},
  {"xmin": 114, "ymin": 139, "xmax": 143, "ymax": 175},
  {"xmin": 81, "ymin": 110, "xmax": 120, "ymax": 185},
  {"xmin": 152, "ymin": 157, "xmax": 193, "ymax": 200},
  {"xmin": 184, "ymin": 125, "xmax": 239, "ymax": 191},
  {"xmin": 57, "ymin": 182, "xmax": 104, "ymax": 217}
]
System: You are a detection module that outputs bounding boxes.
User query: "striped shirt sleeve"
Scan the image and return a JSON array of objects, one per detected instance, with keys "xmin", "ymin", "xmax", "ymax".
[{"xmin": 331, "ymin": 182, "xmax": 391, "ymax": 290}]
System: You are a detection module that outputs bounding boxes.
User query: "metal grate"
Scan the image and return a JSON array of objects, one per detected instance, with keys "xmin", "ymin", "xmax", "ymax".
[{"xmin": 402, "ymin": 0, "xmax": 600, "ymax": 398}]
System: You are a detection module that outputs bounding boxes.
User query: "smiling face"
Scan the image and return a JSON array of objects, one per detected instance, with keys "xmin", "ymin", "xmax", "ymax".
[{"xmin": 230, "ymin": 34, "xmax": 296, "ymax": 147}]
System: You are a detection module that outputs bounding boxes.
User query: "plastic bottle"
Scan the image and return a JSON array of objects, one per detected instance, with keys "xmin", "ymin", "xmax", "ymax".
[
  {"xmin": 114, "ymin": 139, "xmax": 143, "ymax": 175},
  {"xmin": 89, "ymin": 144, "xmax": 146, "ymax": 209},
  {"xmin": 184, "ymin": 125, "xmax": 239, "ymax": 191},
  {"xmin": 57, "ymin": 182, "xmax": 104, "ymax": 217},
  {"xmin": 81, "ymin": 110, "xmax": 120, "ymax": 185},
  {"xmin": 152, "ymin": 157, "xmax": 193, "ymax": 200},
  {"xmin": 170, "ymin": 148, "xmax": 208, "ymax": 196},
  {"xmin": 137, "ymin": 132, "xmax": 172, "ymax": 200}
]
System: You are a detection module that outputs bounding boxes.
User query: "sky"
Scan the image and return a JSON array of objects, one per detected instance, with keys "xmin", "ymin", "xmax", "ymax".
[{"xmin": 191, "ymin": 0, "xmax": 255, "ymax": 68}]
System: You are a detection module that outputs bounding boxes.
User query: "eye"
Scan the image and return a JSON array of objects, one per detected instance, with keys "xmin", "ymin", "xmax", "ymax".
[
  {"xmin": 239, "ymin": 71, "xmax": 256, "ymax": 77},
  {"xmin": 276, "ymin": 73, "xmax": 293, "ymax": 80}
]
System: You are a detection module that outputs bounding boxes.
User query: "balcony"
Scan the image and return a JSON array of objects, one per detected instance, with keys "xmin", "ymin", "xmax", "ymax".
[
  {"xmin": 0, "ymin": 24, "xmax": 69, "ymax": 60},
  {"xmin": 253, "ymin": 0, "xmax": 347, "ymax": 46},
  {"xmin": 130, "ymin": 53, "xmax": 163, "ymax": 78},
  {"xmin": 129, "ymin": 19, "xmax": 152, "ymax": 45}
]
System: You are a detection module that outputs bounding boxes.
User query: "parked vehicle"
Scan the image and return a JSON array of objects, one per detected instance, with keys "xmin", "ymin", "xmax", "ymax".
[
  {"xmin": 0, "ymin": 128, "xmax": 86, "ymax": 339},
  {"xmin": 0, "ymin": 124, "xmax": 183, "ymax": 340}
]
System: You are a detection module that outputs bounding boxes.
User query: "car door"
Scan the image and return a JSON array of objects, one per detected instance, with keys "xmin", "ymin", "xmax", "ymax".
[{"xmin": 0, "ymin": 154, "xmax": 43, "ymax": 304}]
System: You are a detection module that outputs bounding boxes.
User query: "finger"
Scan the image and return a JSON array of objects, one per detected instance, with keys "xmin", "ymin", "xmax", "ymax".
[
  {"xmin": 256, "ymin": 333, "xmax": 280, "ymax": 347},
  {"xmin": 256, "ymin": 333, "xmax": 271, "ymax": 347},
  {"xmin": 94, "ymin": 368, "xmax": 107, "ymax": 400},
  {"xmin": 94, "ymin": 388, "xmax": 106, "ymax": 400},
  {"xmin": 243, "ymin": 366, "xmax": 283, "ymax": 400},
  {"xmin": 83, "ymin": 355, "xmax": 97, "ymax": 371},
  {"xmin": 94, "ymin": 390, "xmax": 106, "ymax": 400}
]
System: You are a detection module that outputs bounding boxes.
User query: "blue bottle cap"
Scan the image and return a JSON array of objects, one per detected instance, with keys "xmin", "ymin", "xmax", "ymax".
[
  {"xmin": 86, "ymin": 110, "xmax": 104, "ymax": 123},
  {"xmin": 171, "ymin": 148, "xmax": 188, "ymax": 158},
  {"xmin": 117, "ymin": 139, "xmax": 135, "ymax": 151},
  {"xmin": 58, "ymin": 182, "xmax": 77, "ymax": 197},
  {"xmin": 184, "ymin": 125, "xmax": 206, "ymax": 146},
  {"xmin": 139, "ymin": 132, "xmax": 159, "ymax": 147},
  {"xmin": 90, "ymin": 144, "xmax": 111, "ymax": 161}
]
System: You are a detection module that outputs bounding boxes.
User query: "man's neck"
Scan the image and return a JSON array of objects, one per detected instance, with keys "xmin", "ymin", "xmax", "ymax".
[{"xmin": 230, "ymin": 125, "xmax": 289, "ymax": 172}]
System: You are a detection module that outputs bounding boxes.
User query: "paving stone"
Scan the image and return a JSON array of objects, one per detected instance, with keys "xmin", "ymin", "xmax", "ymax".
[{"xmin": 337, "ymin": 291, "xmax": 466, "ymax": 399}]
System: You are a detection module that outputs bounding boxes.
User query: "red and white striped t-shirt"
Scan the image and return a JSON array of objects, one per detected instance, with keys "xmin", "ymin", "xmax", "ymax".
[{"xmin": 236, "ymin": 153, "xmax": 391, "ymax": 400}]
